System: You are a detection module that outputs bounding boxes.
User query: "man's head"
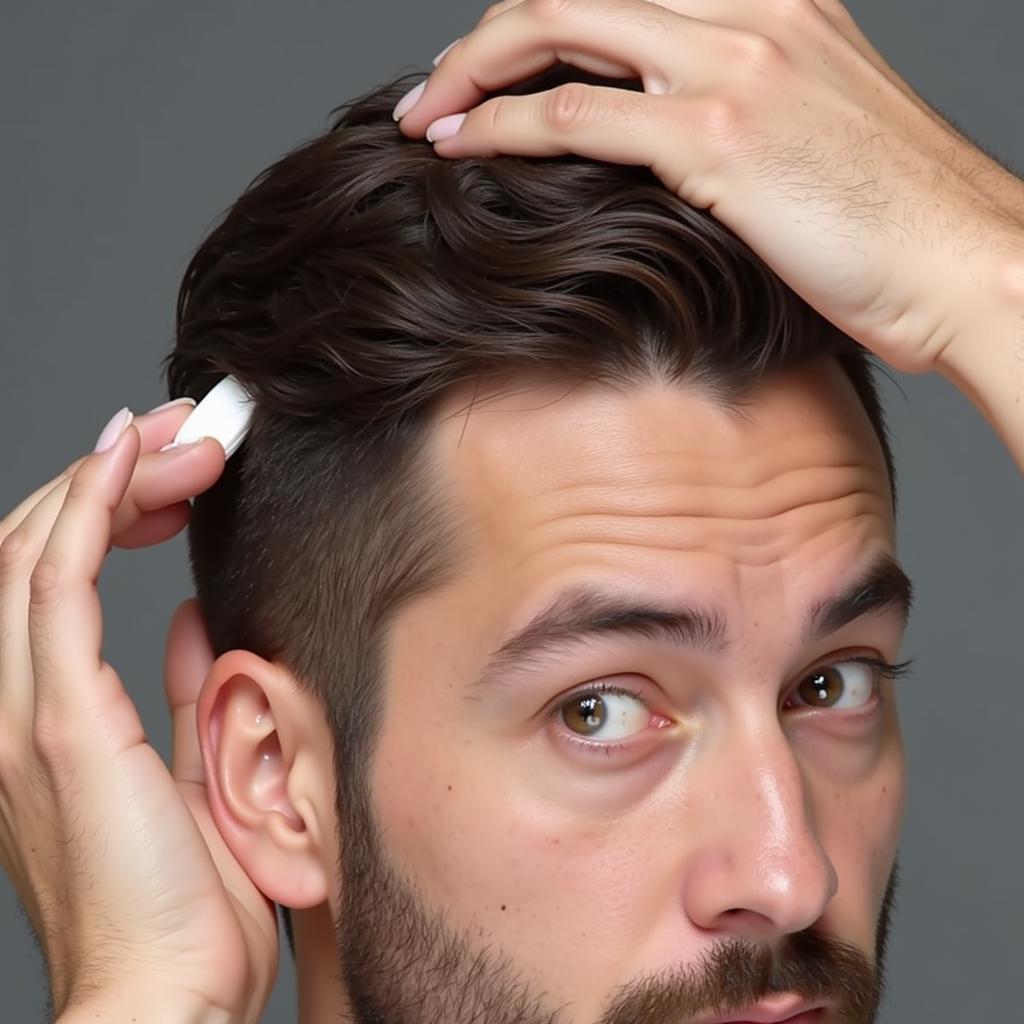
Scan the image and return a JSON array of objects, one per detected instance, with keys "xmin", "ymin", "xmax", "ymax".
[{"xmin": 166, "ymin": 71, "xmax": 908, "ymax": 1023}]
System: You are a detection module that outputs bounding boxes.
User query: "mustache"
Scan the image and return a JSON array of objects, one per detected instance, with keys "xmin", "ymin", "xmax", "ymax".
[{"xmin": 599, "ymin": 929, "xmax": 882, "ymax": 1024}]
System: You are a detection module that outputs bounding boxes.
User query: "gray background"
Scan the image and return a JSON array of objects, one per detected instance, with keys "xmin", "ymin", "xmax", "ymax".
[{"xmin": 2, "ymin": 1, "xmax": 1022, "ymax": 1021}]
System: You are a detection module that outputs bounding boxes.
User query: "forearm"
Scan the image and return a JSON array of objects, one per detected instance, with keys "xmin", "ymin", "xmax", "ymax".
[{"xmin": 936, "ymin": 250, "xmax": 1024, "ymax": 473}]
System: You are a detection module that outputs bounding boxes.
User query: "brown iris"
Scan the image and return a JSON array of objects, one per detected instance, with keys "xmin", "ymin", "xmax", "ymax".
[
  {"xmin": 563, "ymin": 694, "xmax": 606, "ymax": 735},
  {"xmin": 797, "ymin": 667, "xmax": 845, "ymax": 707}
]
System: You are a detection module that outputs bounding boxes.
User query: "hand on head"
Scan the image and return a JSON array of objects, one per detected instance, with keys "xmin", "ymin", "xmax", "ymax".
[{"xmin": 398, "ymin": 0, "xmax": 1024, "ymax": 381}]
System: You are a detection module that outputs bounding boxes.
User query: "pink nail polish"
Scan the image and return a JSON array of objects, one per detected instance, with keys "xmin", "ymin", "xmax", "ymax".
[
  {"xmin": 94, "ymin": 407, "xmax": 134, "ymax": 453},
  {"xmin": 392, "ymin": 80, "xmax": 426, "ymax": 121},
  {"xmin": 426, "ymin": 112, "xmax": 466, "ymax": 143}
]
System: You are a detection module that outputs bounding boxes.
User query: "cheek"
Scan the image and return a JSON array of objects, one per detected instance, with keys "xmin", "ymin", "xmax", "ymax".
[
  {"xmin": 371, "ymin": 699, "xmax": 664, "ymax": 999},
  {"xmin": 813, "ymin": 720, "xmax": 905, "ymax": 952},
  {"xmin": 373, "ymin": 714, "xmax": 624, "ymax": 920},
  {"xmin": 851, "ymin": 702, "xmax": 906, "ymax": 882}
]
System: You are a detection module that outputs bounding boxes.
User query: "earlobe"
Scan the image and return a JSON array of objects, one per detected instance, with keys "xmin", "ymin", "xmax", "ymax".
[{"xmin": 196, "ymin": 649, "xmax": 331, "ymax": 910}]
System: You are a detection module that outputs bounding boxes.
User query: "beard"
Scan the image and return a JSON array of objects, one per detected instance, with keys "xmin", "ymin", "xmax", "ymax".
[{"xmin": 336, "ymin": 782, "xmax": 897, "ymax": 1024}]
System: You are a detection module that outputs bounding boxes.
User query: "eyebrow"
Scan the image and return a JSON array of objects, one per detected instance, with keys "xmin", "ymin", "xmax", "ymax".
[{"xmin": 468, "ymin": 552, "xmax": 913, "ymax": 695}]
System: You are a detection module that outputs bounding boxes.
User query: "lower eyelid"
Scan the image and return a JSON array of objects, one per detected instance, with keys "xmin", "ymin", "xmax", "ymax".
[
  {"xmin": 552, "ymin": 727, "xmax": 642, "ymax": 759},
  {"xmin": 560, "ymin": 734, "xmax": 630, "ymax": 756}
]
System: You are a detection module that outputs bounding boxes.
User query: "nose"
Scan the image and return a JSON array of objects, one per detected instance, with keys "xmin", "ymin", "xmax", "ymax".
[{"xmin": 681, "ymin": 723, "xmax": 839, "ymax": 940}]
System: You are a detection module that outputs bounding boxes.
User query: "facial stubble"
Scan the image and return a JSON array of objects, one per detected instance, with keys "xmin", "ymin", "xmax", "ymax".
[{"xmin": 335, "ymin": 785, "xmax": 896, "ymax": 1024}]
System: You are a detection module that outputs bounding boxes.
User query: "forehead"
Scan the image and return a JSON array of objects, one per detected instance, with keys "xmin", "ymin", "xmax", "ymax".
[{"xmin": 422, "ymin": 360, "xmax": 894, "ymax": 643}]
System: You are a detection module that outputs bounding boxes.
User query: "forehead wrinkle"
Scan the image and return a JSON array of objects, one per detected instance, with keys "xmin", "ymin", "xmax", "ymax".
[
  {"xmin": 431, "ymin": 368, "xmax": 894, "ymax": 587},
  {"xmin": 462, "ymin": 429, "xmax": 889, "ymax": 539},
  {"xmin": 541, "ymin": 456, "xmax": 876, "ymax": 499},
  {"xmin": 518, "ymin": 474, "xmax": 885, "ymax": 524},
  {"xmin": 496, "ymin": 459, "xmax": 889, "ymax": 570},
  {"xmin": 475, "ymin": 432, "xmax": 877, "ymax": 503},
  {"xmin": 505, "ymin": 509, "xmax": 891, "ymax": 576}
]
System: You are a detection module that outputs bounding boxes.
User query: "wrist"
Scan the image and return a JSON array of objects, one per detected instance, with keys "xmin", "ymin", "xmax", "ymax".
[{"xmin": 934, "ymin": 247, "xmax": 1024, "ymax": 470}]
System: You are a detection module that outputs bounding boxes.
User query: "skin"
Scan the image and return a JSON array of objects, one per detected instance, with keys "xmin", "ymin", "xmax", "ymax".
[
  {"xmin": 399, "ymin": 0, "xmax": 1024, "ymax": 467},
  {"xmin": 197, "ymin": 357, "xmax": 906, "ymax": 1023},
  {"xmin": 3, "ymin": 2, "xmax": 1021, "ymax": 1021}
]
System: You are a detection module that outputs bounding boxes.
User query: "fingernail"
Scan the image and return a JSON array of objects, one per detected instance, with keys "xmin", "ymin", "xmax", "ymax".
[
  {"xmin": 156, "ymin": 436, "xmax": 204, "ymax": 452},
  {"xmin": 145, "ymin": 396, "xmax": 197, "ymax": 415},
  {"xmin": 426, "ymin": 112, "xmax": 466, "ymax": 143},
  {"xmin": 94, "ymin": 406, "xmax": 134, "ymax": 453},
  {"xmin": 432, "ymin": 37, "xmax": 461, "ymax": 66},
  {"xmin": 392, "ymin": 79, "xmax": 426, "ymax": 121},
  {"xmin": 157, "ymin": 438, "xmax": 206, "ymax": 456}
]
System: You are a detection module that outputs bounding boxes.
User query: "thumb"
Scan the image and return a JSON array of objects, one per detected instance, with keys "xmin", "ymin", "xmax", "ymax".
[{"xmin": 164, "ymin": 596, "xmax": 215, "ymax": 785}]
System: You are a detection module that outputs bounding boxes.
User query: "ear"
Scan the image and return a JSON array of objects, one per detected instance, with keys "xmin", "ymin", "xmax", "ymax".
[{"xmin": 196, "ymin": 649, "xmax": 335, "ymax": 910}]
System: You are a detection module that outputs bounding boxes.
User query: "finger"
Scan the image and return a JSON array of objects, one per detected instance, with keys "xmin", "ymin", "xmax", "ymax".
[
  {"xmin": 419, "ymin": 0, "xmax": 938, "ymax": 142},
  {"xmin": 165, "ymin": 598, "xmax": 216, "ymax": 786},
  {"xmin": 1, "ymin": 438, "xmax": 222, "ymax": 725},
  {"xmin": 430, "ymin": 82, "xmax": 690, "ymax": 188},
  {"xmin": 470, "ymin": 0, "xmax": 637, "ymax": 79},
  {"xmin": 107, "ymin": 438, "xmax": 225, "ymax": 539},
  {"xmin": 0, "ymin": 461, "xmax": 85, "ymax": 542},
  {"xmin": 114, "ymin": 501, "xmax": 193, "ymax": 550},
  {"xmin": 27, "ymin": 424, "xmax": 143, "ymax": 734},
  {"xmin": 1, "ymin": 471, "xmax": 90, "ymax": 726},
  {"xmin": 397, "ymin": 0, "xmax": 697, "ymax": 136},
  {"xmin": 133, "ymin": 398, "xmax": 200, "ymax": 449},
  {"xmin": 10, "ymin": 438, "xmax": 220, "ymax": 566},
  {"xmin": 0, "ymin": 400, "xmax": 195, "ymax": 541}
]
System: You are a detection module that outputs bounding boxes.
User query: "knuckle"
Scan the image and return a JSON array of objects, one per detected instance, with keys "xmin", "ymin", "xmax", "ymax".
[
  {"xmin": 731, "ymin": 31, "xmax": 786, "ymax": 73},
  {"xmin": 692, "ymin": 95, "xmax": 749, "ymax": 151},
  {"xmin": 0, "ymin": 526, "xmax": 31, "ymax": 578},
  {"xmin": 483, "ymin": 96, "xmax": 509, "ymax": 134},
  {"xmin": 528, "ymin": 0, "xmax": 575, "ymax": 24},
  {"xmin": 544, "ymin": 82, "xmax": 592, "ymax": 132},
  {"xmin": 32, "ymin": 702, "xmax": 83, "ymax": 771},
  {"xmin": 29, "ymin": 557, "xmax": 64, "ymax": 604},
  {"xmin": 32, "ymin": 710, "xmax": 68, "ymax": 764},
  {"xmin": 65, "ymin": 468, "xmax": 92, "ymax": 505}
]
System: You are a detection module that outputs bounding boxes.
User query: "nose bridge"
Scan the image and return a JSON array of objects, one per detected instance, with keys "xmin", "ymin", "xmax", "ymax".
[
  {"xmin": 684, "ymin": 713, "xmax": 839, "ymax": 937},
  {"xmin": 751, "ymin": 728, "xmax": 813, "ymax": 861}
]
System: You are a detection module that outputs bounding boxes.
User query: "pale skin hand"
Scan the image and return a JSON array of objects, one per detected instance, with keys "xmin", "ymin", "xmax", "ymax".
[
  {"xmin": 0, "ymin": 404, "xmax": 277, "ymax": 1024},
  {"xmin": 397, "ymin": 0, "xmax": 1024, "ymax": 464}
]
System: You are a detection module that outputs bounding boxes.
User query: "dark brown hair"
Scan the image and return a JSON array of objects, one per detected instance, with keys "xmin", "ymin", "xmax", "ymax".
[{"xmin": 163, "ymin": 69, "xmax": 895, "ymax": 957}]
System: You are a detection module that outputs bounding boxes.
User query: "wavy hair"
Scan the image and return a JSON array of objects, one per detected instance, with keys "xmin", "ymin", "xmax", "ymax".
[{"xmin": 163, "ymin": 67, "xmax": 895, "ymax": 957}]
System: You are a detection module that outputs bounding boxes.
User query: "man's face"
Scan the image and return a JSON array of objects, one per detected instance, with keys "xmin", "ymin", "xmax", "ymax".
[{"xmin": 334, "ymin": 360, "xmax": 907, "ymax": 1024}]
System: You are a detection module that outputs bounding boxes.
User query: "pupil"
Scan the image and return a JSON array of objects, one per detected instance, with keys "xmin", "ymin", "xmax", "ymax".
[
  {"xmin": 567, "ymin": 695, "xmax": 605, "ymax": 734},
  {"xmin": 800, "ymin": 668, "xmax": 843, "ymax": 707}
]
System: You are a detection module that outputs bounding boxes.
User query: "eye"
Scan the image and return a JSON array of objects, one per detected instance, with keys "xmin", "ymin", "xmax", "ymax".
[
  {"xmin": 558, "ymin": 684, "xmax": 650, "ymax": 741},
  {"xmin": 788, "ymin": 661, "xmax": 876, "ymax": 711}
]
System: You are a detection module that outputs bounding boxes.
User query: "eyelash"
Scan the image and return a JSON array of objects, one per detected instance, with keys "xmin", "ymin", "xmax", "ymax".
[{"xmin": 549, "ymin": 655, "xmax": 917, "ymax": 759}]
